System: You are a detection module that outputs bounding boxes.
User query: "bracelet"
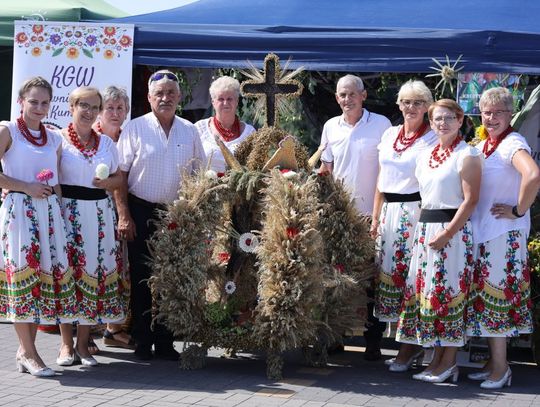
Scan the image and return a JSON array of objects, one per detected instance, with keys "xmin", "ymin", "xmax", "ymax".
[{"xmin": 511, "ymin": 205, "xmax": 524, "ymax": 218}]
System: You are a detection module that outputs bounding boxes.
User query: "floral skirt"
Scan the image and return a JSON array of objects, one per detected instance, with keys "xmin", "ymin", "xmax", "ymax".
[
  {"xmin": 466, "ymin": 230, "xmax": 532, "ymax": 337},
  {"xmin": 62, "ymin": 197, "xmax": 125, "ymax": 325},
  {"xmin": 0, "ymin": 193, "xmax": 77, "ymax": 324},
  {"xmin": 374, "ymin": 200, "xmax": 421, "ymax": 322},
  {"xmin": 397, "ymin": 221, "xmax": 474, "ymax": 347}
]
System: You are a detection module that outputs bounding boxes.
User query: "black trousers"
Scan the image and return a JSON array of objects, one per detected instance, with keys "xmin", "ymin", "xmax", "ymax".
[
  {"xmin": 127, "ymin": 196, "xmax": 174, "ymax": 349},
  {"xmin": 364, "ymin": 286, "xmax": 387, "ymax": 346}
]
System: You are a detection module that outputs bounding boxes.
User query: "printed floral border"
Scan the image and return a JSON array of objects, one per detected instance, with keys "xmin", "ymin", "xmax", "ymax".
[{"xmin": 15, "ymin": 23, "xmax": 133, "ymax": 60}]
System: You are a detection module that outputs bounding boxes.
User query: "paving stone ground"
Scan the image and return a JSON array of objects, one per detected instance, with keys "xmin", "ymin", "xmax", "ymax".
[{"xmin": 0, "ymin": 323, "xmax": 539, "ymax": 406}]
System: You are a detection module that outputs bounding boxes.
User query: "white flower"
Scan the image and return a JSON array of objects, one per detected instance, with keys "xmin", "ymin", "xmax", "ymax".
[
  {"xmin": 95, "ymin": 163, "xmax": 110, "ymax": 180},
  {"xmin": 224, "ymin": 281, "xmax": 236, "ymax": 294},
  {"xmin": 238, "ymin": 232, "xmax": 259, "ymax": 253},
  {"xmin": 205, "ymin": 170, "xmax": 218, "ymax": 180}
]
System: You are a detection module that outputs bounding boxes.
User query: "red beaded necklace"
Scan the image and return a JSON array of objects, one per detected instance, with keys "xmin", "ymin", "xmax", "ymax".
[
  {"xmin": 393, "ymin": 122, "xmax": 429, "ymax": 154},
  {"xmin": 67, "ymin": 122, "xmax": 100, "ymax": 160},
  {"xmin": 428, "ymin": 135, "xmax": 462, "ymax": 169},
  {"xmin": 17, "ymin": 116, "xmax": 47, "ymax": 147},
  {"xmin": 96, "ymin": 122, "xmax": 121, "ymax": 137},
  {"xmin": 212, "ymin": 115, "xmax": 240, "ymax": 142},
  {"xmin": 482, "ymin": 126, "xmax": 513, "ymax": 158}
]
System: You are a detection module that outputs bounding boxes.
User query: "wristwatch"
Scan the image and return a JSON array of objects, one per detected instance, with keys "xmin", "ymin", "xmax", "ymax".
[{"xmin": 511, "ymin": 205, "xmax": 524, "ymax": 218}]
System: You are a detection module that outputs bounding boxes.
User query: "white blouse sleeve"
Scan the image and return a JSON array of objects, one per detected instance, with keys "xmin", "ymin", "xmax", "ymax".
[
  {"xmin": 457, "ymin": 145, "xmax": 482, "ymax": 173},
  {"xmin": 501, "ymin": 133, "xmax": 531, "ymax": 165},
  {"xmin": 104, "ymin": 136, "xmax": 119, "ymax": 173}
]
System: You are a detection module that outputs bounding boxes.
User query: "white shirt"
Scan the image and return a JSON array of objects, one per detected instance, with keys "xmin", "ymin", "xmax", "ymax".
[
  {"xmin": 60, "ymin": 134, "xmax": 118, "ymax": 188},
  {"xmin": 195, "ymin": 118, "xmax": 255, "ymax": 172},
  {"xmin": 0, "ymin": 120, "xmax": 62, "ymax": 186},
  {"xmin": 416, "ymin": 141, "xmax": 482, "ymax": 210},
  {"xmin": 320, "ymin": 110, "xmax": 391, "ymax": 215},
  {"xmin": 471, "ymin": 132, "xmax": 531, "ymax": 243},
  {"xmin": 377, "ymin": 126, "xmax": 438, "ymax": 194},
  {"xmin": 117, "ymin": 112, "xmax": 205, "ymax": 204}
]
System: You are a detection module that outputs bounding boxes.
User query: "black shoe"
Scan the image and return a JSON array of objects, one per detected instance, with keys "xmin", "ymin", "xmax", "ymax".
[
  {"xmin": 134, "ymin": 344, "xmax": 153, "ymax": 361},
  {"xmin": 363, "ymin": 347, "xmax": 382, "ymax": 361},
  {"xmin": 154, "ymin": 346, "xmax": 180, "ymax": 361}
]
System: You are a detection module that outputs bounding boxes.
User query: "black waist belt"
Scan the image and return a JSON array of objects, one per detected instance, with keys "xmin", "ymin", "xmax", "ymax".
[
  {"xmin": 128, "ymin": 193, "xmax": 165, "ymax": 211},
  {"xmin": 419, "ymin": 209, "xmax": 458, "ymax": 223},
  {"xmin": 7, "ymin": 190, "xmax": 56, "ymax": 196},
  {"xmin": 384, "ymin": 192, "xmax": 421, "ymax": 203},
  {"xmin": 61, "ymin": 185, "xmax": 107, "ymax": 201}
]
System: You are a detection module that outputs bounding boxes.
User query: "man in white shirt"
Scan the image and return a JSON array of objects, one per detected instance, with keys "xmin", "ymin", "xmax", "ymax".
[
  {"xmin": 319, "ymin": 74, "xmax": 390, "ymax": 360},
  {"xmin": 115, "ymin": 70, "xmax": 205, "ymax": 361}
]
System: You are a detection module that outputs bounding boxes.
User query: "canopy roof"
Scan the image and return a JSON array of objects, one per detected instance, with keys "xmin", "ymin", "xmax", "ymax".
[
  {"xmin": 0, "ymin": 0, "xmax": 126, "ymax": 46},
  {"xmin": 111, "ymin": 0, "xmax": 540, "ymax": 73}
]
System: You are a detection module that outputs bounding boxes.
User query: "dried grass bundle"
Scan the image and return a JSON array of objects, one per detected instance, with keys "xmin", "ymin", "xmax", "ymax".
[{"xmin": 253, "ymin": 170, "xmax": 324, "ymax": 352}]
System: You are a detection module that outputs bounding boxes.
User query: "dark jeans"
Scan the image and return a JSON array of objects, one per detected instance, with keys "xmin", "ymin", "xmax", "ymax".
[{"xmin": 127, "ymin": 196, "xmax": 174, "ymax": 350}]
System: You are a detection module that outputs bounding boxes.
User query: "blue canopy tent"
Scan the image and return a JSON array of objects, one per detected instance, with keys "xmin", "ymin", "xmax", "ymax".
[{"xmin": 110, "ymin": 0, "xmax": 540, "ymax": 73}]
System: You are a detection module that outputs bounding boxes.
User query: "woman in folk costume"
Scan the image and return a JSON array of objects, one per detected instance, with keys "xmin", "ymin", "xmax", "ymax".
[
  {"xmin": 397, "ymin": 99, "xmax": 482, "ymax": 384},
  {"xmin": 467, "ymin": 87, "xmax": 540, "ymax": 389},
  {"xmin": 372, "ymin": 80, "xmax": 437, "ymax": 372},
  {"xmin": 0, "ymin": 77, "xmax": 77, "ymax": 376}
]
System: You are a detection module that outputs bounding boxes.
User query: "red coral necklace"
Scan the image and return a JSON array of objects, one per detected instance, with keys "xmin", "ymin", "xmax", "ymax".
[
  {"xmin": 68, "ymin": 122, "xmax": 100, "ymax": 160},
  {"xmin": 213, "ymin": 115, "xmax": 240, "ymax": 142},
  {"xmin": 393, "ymin": 122, "xmax": 428, "ymax": 154},
  {"xmin": 96, "ymin": 122, "xmax": 121, "ymax": 137},
  {"xmin": 482, "ymin": 126, "xmax": 513, "ymax": 158},
  {"xmin": 428, "ymin": 135, "xmax": 462, "ymax": 169},
  {"xmin": 17, "ymin": 116, "xmax": 47, "ymax": 147}
]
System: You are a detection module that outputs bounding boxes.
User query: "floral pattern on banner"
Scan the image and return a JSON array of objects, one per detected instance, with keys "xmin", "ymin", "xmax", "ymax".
[
  {"xmin": 0, "ymin": 195, "xmax": 77, "ymax": 323},
  {"xmin": 64, "ymin": 198, "xmax": 123, "ymax": 324},
  {"xmin": 467, "ymin": 230, "xmax": 532, "ymax": 336},
  {"xmin": 375, "ymin": 202, "xmax": 419, "ymax": 321},
  {"xmin": 397, "ymin": 222, "xmax": 474, "ymax": 346},
  {"xmin": 15, "ymin": 23, "xmax": 133, "ymax": 60}
]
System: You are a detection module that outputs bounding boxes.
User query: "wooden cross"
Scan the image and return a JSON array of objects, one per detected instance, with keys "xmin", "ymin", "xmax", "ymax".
[{"xmin": 241, "ymin": 53, "xmax": 303, "ymax": 127}]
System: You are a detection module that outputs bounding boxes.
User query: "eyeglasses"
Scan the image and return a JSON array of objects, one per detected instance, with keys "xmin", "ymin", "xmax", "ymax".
[
  {"xmin": 432, "ymin": 115, "xmax": 457, "ymax": 124},
  {"xmin": 149, "ymin": 72, "xmax": 179, "ymax": 83},
  {"xmin": 480, "ymin": 110, "xmax": 511, "ymax": 118},
  {"xmin": 77, "ymin": 102, "xmax": 100, "ymax": 113},
  {"xmin": 400, "ymin": 99, "xmax": 425, "ymax": 108}
]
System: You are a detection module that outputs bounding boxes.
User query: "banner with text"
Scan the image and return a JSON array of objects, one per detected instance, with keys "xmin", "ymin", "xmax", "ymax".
[{"xmin": 11, "ymin": 21, "xmax": 134, "ymax": 129}]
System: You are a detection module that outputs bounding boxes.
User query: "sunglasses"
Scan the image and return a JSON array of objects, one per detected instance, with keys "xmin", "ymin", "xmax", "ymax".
[{"xmin": 149, "ymin": 72, "xmax": 179, "ymax": 83}]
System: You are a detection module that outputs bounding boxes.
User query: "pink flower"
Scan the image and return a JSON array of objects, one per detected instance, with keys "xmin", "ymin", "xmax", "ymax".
[{"xmin": 36, "ymin": 169, "xmax": 54, "ymax": 183}]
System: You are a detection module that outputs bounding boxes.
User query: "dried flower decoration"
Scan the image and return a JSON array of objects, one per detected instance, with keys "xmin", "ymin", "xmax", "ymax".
[
  {"xmin": 425, "ymin": 54, "xmax": 464, "ymax": 96},
  {"xmin": 238, "ymin": 232, "xmax": 259, "ymax": 253}
]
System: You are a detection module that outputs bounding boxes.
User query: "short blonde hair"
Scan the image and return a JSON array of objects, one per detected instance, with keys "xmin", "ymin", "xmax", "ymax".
[
  {"xmin": 397, "ymin": 80, "xmax": 433, "ymax": 106},
  {"xmin": 479, "ymin": 87, "xmax": 513, "ymax": 112},
  {"xmin": 68, "ymin": 86, "xmax": 102, "ymax": 110},
  {"xmin": 428, "ymin": 99, "xmax": 464, "ymax": 122},
  {"xmin": 209, "ymin": 76, "xmax": 240, "ymax": 99}
]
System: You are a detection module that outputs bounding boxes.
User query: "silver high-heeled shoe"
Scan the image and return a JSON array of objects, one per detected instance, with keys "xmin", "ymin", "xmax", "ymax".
[
  {"xmin": 16, "ymin": 355, "xmax": 55, "ymax": 377},
  {"xmin": 389, "ymin": 350, "xmax": 424, "ymax": 372},
  {"xmin": 412, "ymin": 369, "xmax": 433, "ymax": 381},
  {"xmin": 384, "ymin": 357, "xmax": 396, "ymax": 366},
  {"xmin": 56, "ymin": 352, "xmax": 75, "ymax": 366},
  {"xmin": 423, "ymin": 364, "xmax": 459, "ymax": 383},
  {"xmin": 467, "ymin": 371, "xmax": 491, "ymax": 381},
  {"xmin": 480, "ymin": 368, "xmax": 512, "ymax": 389},
  {"xmin": 74, "ymin": 348, "xmax": 98, "ymax": 366}
]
